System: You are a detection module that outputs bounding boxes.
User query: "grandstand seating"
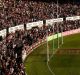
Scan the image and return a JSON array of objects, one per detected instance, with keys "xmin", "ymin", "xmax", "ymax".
[
  {"xmin": 0, "ymin": 0, "xmax": 80, "ymax": 75},
  {"xmin": 0, "ymin": 0, "xmax": 80, "ymax": 30}
]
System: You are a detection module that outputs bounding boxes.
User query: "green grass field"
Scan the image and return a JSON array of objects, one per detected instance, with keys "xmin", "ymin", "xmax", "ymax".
[{"xmin": 24, "ymin": 33, "xmax": 80, "ymax": 75}]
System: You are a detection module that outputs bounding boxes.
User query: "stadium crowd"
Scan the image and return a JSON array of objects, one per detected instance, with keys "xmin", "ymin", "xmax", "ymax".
[
  {"xmin": 0, "ymin": 0, "xmax": 80, "ymax": 30},
  {"xmin": 0, "ymin": 20, "xmax": 80, "ymax": 75},
  {"xmin": 0, "ymin": 0, "xmax": 80, "ymax": 75}
]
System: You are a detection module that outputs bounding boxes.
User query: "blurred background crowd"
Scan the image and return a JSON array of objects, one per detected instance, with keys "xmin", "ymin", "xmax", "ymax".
[
  {"xmin": 0, "ymin": 0, "xmax": 80, "ymax": 30},
  {"xmin": 0, "ymin": 0, "xmax": 80, "ymax": 75}
]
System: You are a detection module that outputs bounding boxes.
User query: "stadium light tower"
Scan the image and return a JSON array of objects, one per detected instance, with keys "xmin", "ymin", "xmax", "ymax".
[
  {"xmin": 46, "ymin": 29, "xmax": 50, "ymax": 62},
  {"xmin": 57, "ymin": 0, "xmax": 60, "ymax": 48},
  {"xmin": 60, "ymin": 6, "xmax": 64, "ymax": 45},
  {"xmin": 52, "ymin": 24, "xmax": 55, "ymax": 52},
  {"xmin": 52, "ymin": 5, "xmax": 55, "ymax": 52},
  {"xmin": 61, "ymin": 23, "xmax": 64, "ymax": 45}
]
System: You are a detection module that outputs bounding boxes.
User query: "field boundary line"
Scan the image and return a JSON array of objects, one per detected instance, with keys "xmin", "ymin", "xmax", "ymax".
[{"xmin": 47, "ymin": 44, "xmax": 63, "ymax": 75}]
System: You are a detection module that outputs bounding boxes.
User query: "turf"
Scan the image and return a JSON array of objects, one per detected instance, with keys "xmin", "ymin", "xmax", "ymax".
[{"xmin": 24, "ymin": 33, "xmax": 80, "ymax": 75}]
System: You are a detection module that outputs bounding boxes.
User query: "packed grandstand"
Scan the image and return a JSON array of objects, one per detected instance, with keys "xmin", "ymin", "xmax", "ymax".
[
  {"xmin": 0, "ymin": 0, "xmax": 80, "ymax": 30},
  {"xmin": 0, "ymin": 0, "xmax": 80, "ymax": 75}
]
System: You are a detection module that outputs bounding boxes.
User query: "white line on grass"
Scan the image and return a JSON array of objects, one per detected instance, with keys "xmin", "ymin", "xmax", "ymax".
[{"xmin": 46, "ymin": 44, "xmax": 63, "ymax": 75}]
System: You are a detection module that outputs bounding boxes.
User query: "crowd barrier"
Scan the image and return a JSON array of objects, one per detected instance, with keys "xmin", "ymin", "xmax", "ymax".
[
  {"xmin": 22, "ymin": 28, "xmax": 80, "ymax": 61},
  {"xmin": 22, "ymin": 38, "xmax": 46, "ymax": 61},
  {"xmin": 62, "ymin": 28, "xmax": 80, "ymax": 36}
]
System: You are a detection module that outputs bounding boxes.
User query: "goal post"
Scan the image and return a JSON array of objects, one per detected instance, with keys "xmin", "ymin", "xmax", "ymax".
[{"xmin": 46, "ymin": 32, "xmax": 62, "ymax": 62}]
